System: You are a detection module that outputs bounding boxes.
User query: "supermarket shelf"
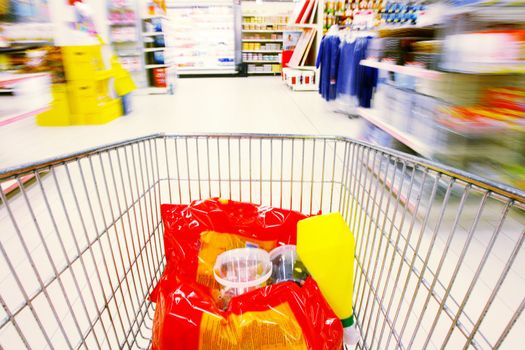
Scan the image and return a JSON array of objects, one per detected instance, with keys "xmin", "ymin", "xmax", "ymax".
[
  {"xmin": 440, "ymin": 63, "xmax": 525, "ymax": 75},
  {"xmin": 7, "ymin": 40, "xmax": 52, "ymax": 45},
  {"xmin": 243, "ymin": 15, "xmax": 287, "ymax": 17},
  {"xmin": 177, "ymin": 66, "xmax": 234, "ymax": 71},
  {"xmin": 144, "ymin": 47, "xmax": 166, "ymax": 52},
  {"xmin": 145, "ymin": 64, "xmax": 169, "ymax": 69},
  {"xmin": 0, "ymin": 105, "xmax": 49, "ymax": 127},
  {"xmin": 178, "ymin": 69, "xmax": 238, "ymax": 75},
  {"xmin": 242, "ymin": 30, "xmax": 284, "ymax": 33},
  {"xmin": 242, "ymin": 50, "xmax": 281, "ymax": 53},
  {"xmin": 449, "ymin": 6, "xmax": 525, "ymax": 22},
  {"xmin": 0, "ymin": 73, "xmax": 49, "ymax": 87},
  {"xmin": 360, "ymin": 60, "xmax": 442, "ymax": 80},
  {"xmin": 109, "ymin": 22, "xmax": 136, "ymax": 26},
  {"xmin": 117, "ymin": 53, "xmax": 141, "ymax": 57},
  {"xmin": 248, "ymin": 71, "xmax": 279, "ymax": 75},
  {"xmin": 242, "ymin": 39, "xmax": 283, "ymax": 43},
  {"xmin": 362, "ymin": 59, "xmax": 525, "ymax": 76},
  {"xmin": 357, "ymin": 107, "xmax": 434, "ymax": 158},
  {"xmin": 242, "ymin": 22, "xmax": 287, "ymax": 25},
  {"xmin": 139, "ymin": 87, "xmax": 168, "ymax": 94},
  {"xmin": 143, "ymin": 32, "xmax": 165, "ymax": 36},
  {"xmin": 286, "ymin": 65, "xmax": 317, "ymax": 71},
  {"xmin": 0, "ymin": 41, "xmax": 51, "ymax": 53},
  {"xmin": 287, "ymin": 23, "xmax": 317, "ymax": 28},
  {"xmin": 244, "ymin": 60, "xmax": 281, "ymax": 64},
  {"xmin": 143, "ymin": 15, "xmax": 168, "ymax": 21}
]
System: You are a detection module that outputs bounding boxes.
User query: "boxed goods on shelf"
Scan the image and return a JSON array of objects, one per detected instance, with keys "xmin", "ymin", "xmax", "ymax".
[
  {"xmin": 390, "ymin": 87, "xmax": 413, "ymax": 132},
  {"xmin": 153, "ymin": 67, "xmax": 166, "ymax": 87},
  {"xmin": 440, "ymin": 30, "xmax": 525, "ymax": 73},
  {"xmin": 410, "ymin": 93, "xmax": 440, "ymax": 142}
]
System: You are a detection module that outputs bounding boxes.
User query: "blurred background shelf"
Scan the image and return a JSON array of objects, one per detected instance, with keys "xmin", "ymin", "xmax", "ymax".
[
  {"xmin": 357, "ymin": 107, "xmax": 434, "ymax": 158},
  {"xmin": 360, "ymin": 60, "xmax": 442, "ymax": 80}
]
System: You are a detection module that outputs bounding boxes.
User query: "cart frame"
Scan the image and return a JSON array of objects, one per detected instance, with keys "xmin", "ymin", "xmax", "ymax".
[{"xmin": 1, "ymin": 133, "xmax": 524, "ymax": 350}]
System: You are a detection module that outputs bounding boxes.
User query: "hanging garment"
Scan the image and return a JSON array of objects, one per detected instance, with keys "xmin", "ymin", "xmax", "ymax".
[
  {"xmin": 335, "ymin": 36, "xmax": 378, "ymax": 108},
  {"xmin": 353, "ymin": 37, "xmax": 378, "ymax": 108},
  {"xmin": 316, "ymin": 35, "xmax": 341, "ymax": 101}
]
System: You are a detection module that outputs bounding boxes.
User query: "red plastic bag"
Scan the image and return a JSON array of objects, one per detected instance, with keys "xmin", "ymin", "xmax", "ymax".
[
  {"xmin": 157, "ymin": 198, "xmax": 308, "ymax": 295},
  {"xmin": 150, "ymin": 198, "xmax": 343, "ymax": 350},
  {"xmin": 152, "ymin": 273, "xmax": 342, "ymax": 350}
]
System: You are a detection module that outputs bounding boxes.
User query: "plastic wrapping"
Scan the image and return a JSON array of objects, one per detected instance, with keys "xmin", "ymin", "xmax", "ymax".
[
  {"xmin": 157, "ymin": 198, "xmax": 307, "ymax": 294},
  {"xmin": 150, "ymin": 198, "xmax": 343, "ymax": 350}
]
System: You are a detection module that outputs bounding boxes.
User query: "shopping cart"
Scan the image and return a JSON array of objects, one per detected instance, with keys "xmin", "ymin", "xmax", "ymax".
[{"xmin": 1, "ymin": 134, "xmax": 524, "ymax": 350}]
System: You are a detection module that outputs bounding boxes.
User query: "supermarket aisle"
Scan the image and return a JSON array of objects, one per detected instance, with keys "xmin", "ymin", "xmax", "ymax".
[{"xmin": 0, "ymin": 77, "xmax": 364, "ymax": 169}]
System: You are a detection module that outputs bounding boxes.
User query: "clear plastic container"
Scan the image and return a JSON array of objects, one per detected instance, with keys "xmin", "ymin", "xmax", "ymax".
[
  {"xmin": 269, "ymin": 245, "xmax": 309, "ymax": 284},
  {"xmin": 213, "ymin": 248, "xmax": 272, "ymax": 304}
]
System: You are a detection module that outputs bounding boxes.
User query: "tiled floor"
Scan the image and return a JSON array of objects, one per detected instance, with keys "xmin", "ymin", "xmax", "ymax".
[{"xmin": 0, "ymin": 77, "xmax": 364, "ymax": 169}]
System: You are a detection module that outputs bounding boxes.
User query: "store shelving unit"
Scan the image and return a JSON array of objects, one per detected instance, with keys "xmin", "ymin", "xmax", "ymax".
[
  {"xmin": 243, "ymin": 39, "xmax": 283, "ymax": 43},
  {"xmin": 144, "ymin": 47, "xmax": 166, "ymax": 52},
  {"xmin": 242, "ymin": 30, "xmax": 284, "ymax": 33},
  {"xmin": 0, "ymin": 73, "xmax": 51, "ymax": 127},
  {"xmin": 141, "ymin": 16, "xmax": 176, "ymax": 93},
  {"xmin": 357, "ymin": 107, "xmax": 434, "ymax": 158},
  {"xmin": 168, "ymin": 2, "xmax": 239, "ymax": 76},
  {"xmin": 243, "ymin": 50, "xmax": 281, "ymax": 53},
  {"xmin": 145, "ymin": 64, "xmax": 169, "ymax": 69},
  {"xmin": 143, "ymin": 32, "xmax": 165, "ymax": 36},
  {"xmin": 360, "ymin": 59, "xmax": 442, "ymax": 80},
  {"xmin": 281, "ymin": 0, "xmax": 324, "ymax": 86},
  {"xmin": 357, "ymin": 5, "xmax": 525, "ymax": 189},
  {"xmin": 107, "ymin": 1, "xmax": 144, "ymax": 85},
  {"xmin": 244, "ymin": 60, "xmax": 281, "ymax": 64},
  {"xmin": 241, "ymin": 14, "xmax": 289, "ymax": 75}
]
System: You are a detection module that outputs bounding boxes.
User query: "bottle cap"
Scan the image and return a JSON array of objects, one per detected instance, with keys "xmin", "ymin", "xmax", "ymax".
[{"xmin": 343, "ymin": 324, "xmax": 360, "ymax": 346}]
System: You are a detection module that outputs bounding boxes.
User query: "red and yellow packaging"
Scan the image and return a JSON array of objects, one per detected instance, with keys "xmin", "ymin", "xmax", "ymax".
[
  {"xmin": 159, "ymin": 198, "xmax": 308, "ymax": 292},
  {"xmin": 150, "ymin": 198, "xmax": 343, "ymax": 350},
  {"xmin": 151, "ymin": 274, "xmax": 342, "ymax": 350}
]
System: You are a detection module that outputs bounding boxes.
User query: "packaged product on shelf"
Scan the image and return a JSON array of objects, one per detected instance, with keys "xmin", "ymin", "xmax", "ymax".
[
  {"xmin": 153, "ymin": 51, "xmax": 165, "ymax": 64},
  {"xmin": 153, "ymin": 68, "xmax": 166, "ymax": 87},
  {"xmin": 150, "ymin": 198, "xmax": 344, "ymax": 350}
]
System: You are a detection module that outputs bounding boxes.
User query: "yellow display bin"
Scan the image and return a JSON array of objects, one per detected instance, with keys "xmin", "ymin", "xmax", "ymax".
[
  {"xmin": 85, "ymin": 99, "xmax": 123, "ymax": 125},
  {"xmin": 67, "ymin": 81, "xmax": 99, "ymax": 115},
  {"xmin": 39, "ymin": 45, "xmax": 132, "ymax": 126},
  {"xmin": 62, "ymin": 46, "xmax": 104, "ymax": 81},
  {"xmin": 36, "ymin": 84, "xmax": 72, "ymax": 126}
]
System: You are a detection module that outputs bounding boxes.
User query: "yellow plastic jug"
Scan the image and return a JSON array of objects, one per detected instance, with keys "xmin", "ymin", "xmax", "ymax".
[{"xmin": 297, "ymin": 212, "xmax": 359, "ymax": 345}]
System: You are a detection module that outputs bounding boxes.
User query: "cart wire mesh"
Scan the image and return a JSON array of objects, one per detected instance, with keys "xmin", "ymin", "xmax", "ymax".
[{"xmin": 1, "ymin": 133, "xmax": 524, "ymax": 350}]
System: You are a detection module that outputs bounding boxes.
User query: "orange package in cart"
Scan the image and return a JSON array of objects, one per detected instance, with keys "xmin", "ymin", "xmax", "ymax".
[
  {"xmin": 149, "ymin": 198, "xmax": 343, "ymax": 350},
  {"xmin": 157, "ymin": 198, "xmax": 307, "ymax": 293}
]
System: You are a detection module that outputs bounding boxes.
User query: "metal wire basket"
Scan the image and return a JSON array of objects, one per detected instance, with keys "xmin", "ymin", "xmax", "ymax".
[{"xmin": 1, "ymin": 133, "xmax": 524, "ymax": 350}]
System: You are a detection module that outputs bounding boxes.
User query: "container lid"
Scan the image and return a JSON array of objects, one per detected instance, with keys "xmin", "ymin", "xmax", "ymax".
[{"xmin": 269, "ymin": 244, "xmax": 297, "ymax": 261}]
